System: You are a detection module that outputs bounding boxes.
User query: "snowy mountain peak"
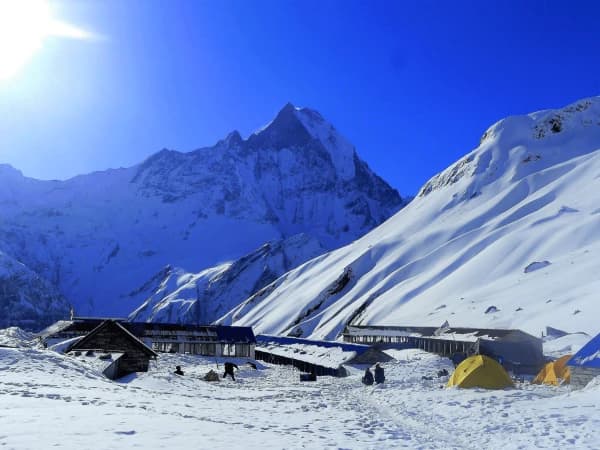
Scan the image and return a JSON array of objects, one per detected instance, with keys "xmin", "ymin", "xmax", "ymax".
[
  {"xmin": 0, "ymin": 104, "xmax": 403, "ymax": 322},
  {"xmin": 247, "ymin": 103, "xmax": 359, "ymax": 181},
  {"xmin": 293, "ymin": 106, "xmax": 357, "ymax": 180},
  {"xmin": 419, "ymin": 96, "xmax": 600, "ymax": 199},
  {"xmin": 219, "ymin": 130, "xmax": 244, "ymax": 148},
  {"xmin": 281, "ymin": 101, "xmax": 299, "ymax": 113},
  {"xmin": 481, "ymin": 97, "xmax": 599, "ymax": 145},
  {"xmin": 247, "ymin": 103, "xmax": 312, "ymax": 151},
  {"xmin": 222, "ymin": 95, "xmax": 600, "ymax": 340}
]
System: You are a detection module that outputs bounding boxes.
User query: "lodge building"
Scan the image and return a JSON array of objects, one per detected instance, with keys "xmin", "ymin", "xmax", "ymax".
[
  {"xmin": 40, "ymin": 317, "xmax": 256, "ymax": 359},
  {"xmin": 343, "ymin": 324, "xmax": 544, "ymax": 374}
]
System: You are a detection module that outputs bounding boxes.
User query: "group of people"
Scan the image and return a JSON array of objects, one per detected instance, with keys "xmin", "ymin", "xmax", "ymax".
[
  {"xmin": 175, "ymin": 361, "xmax": 384, "ymax": 385},
  {"xmin": 173, "ymin": 361, "xmax": 239, "ymax": 380},
  {"xmin": 362, "ymin": 363, "xmax": 385, "ymax": 386}
]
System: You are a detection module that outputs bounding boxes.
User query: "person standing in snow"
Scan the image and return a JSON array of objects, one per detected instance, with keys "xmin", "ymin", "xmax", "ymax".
[
  {"xmin": 362, "ymin": 367, "xmax": 374, "ymax": 385},
  {"xmin": 223, "ymin": 361, "xmax": 239, "ymax": 380},
  {"xmin": 174, "ymin": 365, "xmax": 184, "ymax": 376},
  {"xmin": 374, "ymin": 363, "xmax": 385, "ymax": 384}
]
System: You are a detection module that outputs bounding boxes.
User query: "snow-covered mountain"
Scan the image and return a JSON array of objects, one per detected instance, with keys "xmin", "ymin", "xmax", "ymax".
[
  {"xmin": 0, "ymin": 104, "xmax": 403, "ymax": 321},
  {"xmin": 128, "ymin": 234, "xmax": 325, "ymax": 324},
  {"xmin": 219, "ymin": 96, "xmax": 600, "ymax": 340},
  {"xmin": 0, "ymin": 250, "xmax": 69, "ymax": 330}
]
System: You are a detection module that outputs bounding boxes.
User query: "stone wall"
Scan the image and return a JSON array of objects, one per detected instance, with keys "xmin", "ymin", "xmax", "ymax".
[{"xmin": 570, "ymin": 366, "xmax": 600, "ymax": 389}]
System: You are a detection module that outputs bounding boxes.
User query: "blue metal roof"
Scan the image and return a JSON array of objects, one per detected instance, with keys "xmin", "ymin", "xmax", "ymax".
[
  {"xmin": 257, "ymin": 334, "xmax": 370, "ymax": 354},
  {"xmin": 215, "ymin": 326, "xmax": 256, "ymax": 344},
  {"xmin": 567, "ymin": 332, "xmax": 600, "ymax": 368},
  {"xmin": 44, "ymin": 318, "xmax": 256, "ymax": 344}
]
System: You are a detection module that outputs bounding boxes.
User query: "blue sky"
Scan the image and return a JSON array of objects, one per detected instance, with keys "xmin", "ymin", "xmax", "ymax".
[{"xmin": 1, "ymin": 0, "xmax": 599, "ymax": 195}]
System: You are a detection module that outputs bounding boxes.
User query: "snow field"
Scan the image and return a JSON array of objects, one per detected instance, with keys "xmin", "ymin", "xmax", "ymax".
[{"xmin": 1, "ymin": 344, "xmax": 599, "ymax": 449}]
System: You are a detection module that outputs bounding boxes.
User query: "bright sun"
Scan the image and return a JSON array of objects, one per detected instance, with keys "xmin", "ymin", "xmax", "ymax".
[
  {"xmin": 0, "ymin": 0, "xmax": 53, "ymax": 80},
  {"xmin": 0, "ymin": 0, "xmax": 96, "ymax": 81}
]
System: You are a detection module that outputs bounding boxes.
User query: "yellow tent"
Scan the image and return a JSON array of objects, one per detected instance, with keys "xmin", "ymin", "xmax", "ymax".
[
  {"xmin": 447, "ymin": 355, "xmax": 514, "ymax": 389},
  {"xmin": 532, "ymin": 354, "xmax": 572, "ymax": 385}
]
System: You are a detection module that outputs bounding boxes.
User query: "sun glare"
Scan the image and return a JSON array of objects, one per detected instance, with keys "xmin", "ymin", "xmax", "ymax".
[
  {"xmin": 0, "ymin": 0, "xmax": 97, "ymax": 81},
  {"xmin": 0, "ymin": 0, "xmax": 53, "ymax": 80}
]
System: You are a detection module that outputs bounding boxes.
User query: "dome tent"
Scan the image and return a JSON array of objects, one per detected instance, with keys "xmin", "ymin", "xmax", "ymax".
[
  {"xmin": 533, "ymin": 354, "xmax": 572, "ymax": 386},
  {"xmin": 447, "ymin": 355, "xmax": 514, "ymax": 389}
]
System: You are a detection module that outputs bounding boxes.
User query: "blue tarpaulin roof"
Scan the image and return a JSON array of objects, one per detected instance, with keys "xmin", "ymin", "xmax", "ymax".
[{"xmin": 567, "ymin": 332, "xmax": 600, "ymax": 368}]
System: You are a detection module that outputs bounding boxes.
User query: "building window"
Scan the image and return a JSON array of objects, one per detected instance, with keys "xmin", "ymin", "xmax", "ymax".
[
  {"xmin": 223, "ymin": 344, "xmax": 236, "ymax": 356},
  {"xmin": 152, "ymin": 342, "xmax": 180, "ymax": 353},
  {"xmin": 235, "ymin": 345, "xmax": 245, "ymax": 357},
  {"xmin": 203, "ymin": 343, "xmax": 216, "ymax": 355}
]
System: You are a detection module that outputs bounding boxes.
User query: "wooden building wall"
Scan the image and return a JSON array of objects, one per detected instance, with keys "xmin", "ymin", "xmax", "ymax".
[
  {"xmin": 344, "ymin": 333, "xmax": 477, "ymax": 357},
  {"xmin": 151, "ymin": 341, "xmax": 255, "ymax": 358},
  {"xmin": 72, "ymin": 324, "xmax": 152, "ymax": 375}
]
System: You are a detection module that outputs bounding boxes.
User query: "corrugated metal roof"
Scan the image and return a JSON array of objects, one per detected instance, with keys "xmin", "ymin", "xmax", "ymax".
[
  {"xmin": 345, "ymin": 325, "xmax": 527, "ymax": 340},
  {"xmin": 257, "ymin": 334, "xmax": 370, "ymax": 354},
  {"xmin": 71, "ymin": 320, "xmax": 158, "ymax": 357},
  {"xmin": 42, "ymin": 318, "xmax": 256, "ymax": 344},
  {"xmin": 36, "ymin": 320, "xmax": 77, "ymax": 338}
]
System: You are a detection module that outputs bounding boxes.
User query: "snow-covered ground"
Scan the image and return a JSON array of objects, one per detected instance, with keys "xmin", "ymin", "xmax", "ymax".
[
  {"xmin": 0, "ymin": 327, "xmax": 35, "ymax": 347},
  {"xmin": 2, "ymin": 336, "xmax": 599, "ymax": 449}
]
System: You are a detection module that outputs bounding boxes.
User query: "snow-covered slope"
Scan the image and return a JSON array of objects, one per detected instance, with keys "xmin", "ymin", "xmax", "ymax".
[
  {"xmin": 128, "ymin": 234, "xmax": 325, "ymax": 324},
  {"xmin": 220, "ymin": 97, "xmax": 600, "ymax": 339},
  {"xmin": 0, "ymin": 104, "xmax": 403, "ymax": 320},
  {"xmin": 0, "ymin": 251, "xmax": 69, "ymax": 330}
]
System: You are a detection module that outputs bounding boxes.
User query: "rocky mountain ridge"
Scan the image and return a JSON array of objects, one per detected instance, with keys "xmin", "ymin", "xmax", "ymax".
[
  {"xmin": 217, "ymin": 96, "xmax": 600, "ymax": 339},
  {"xmin": 0, "ymin": 103, "xmax": 404, "ymax": 326}
]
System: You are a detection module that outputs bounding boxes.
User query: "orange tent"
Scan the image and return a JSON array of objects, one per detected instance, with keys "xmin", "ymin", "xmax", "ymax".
[{"xmin": 532, "ymin": 354, "xmax": 572, "ymax": 385}]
